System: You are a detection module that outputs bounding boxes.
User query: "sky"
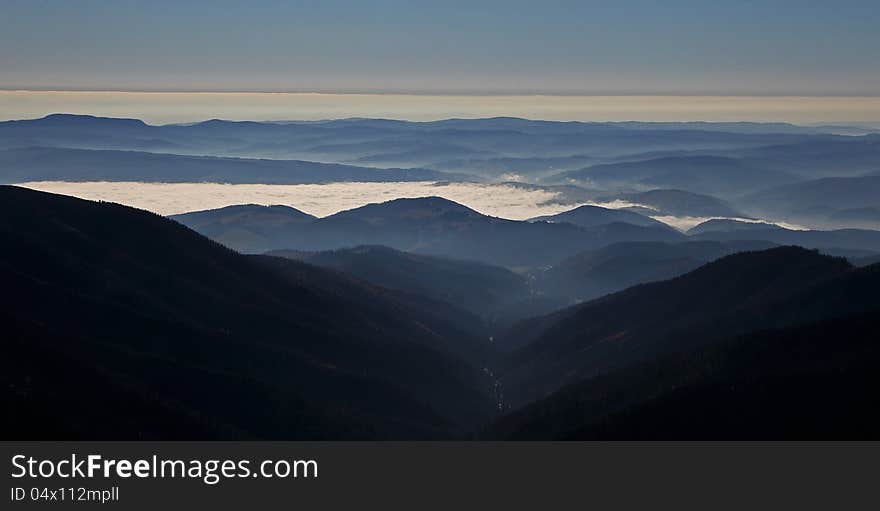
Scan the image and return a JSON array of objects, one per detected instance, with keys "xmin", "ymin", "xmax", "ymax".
[{"xmin": 2, "ymin": 0, "xmax": 879, "ymax": 96}]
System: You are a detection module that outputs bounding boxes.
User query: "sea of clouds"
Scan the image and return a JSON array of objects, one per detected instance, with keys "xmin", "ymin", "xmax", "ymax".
[
  {"xmin": 17, "ymin": 181, "xmax": 592, "ymax": 219},
  {"xmin": 17, "ymin": 181, "xmax": 786, "ymax": 231}
]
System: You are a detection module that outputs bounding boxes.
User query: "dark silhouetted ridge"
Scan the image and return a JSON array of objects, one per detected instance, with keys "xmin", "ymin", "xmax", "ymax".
[
  {"xmin": 498, "ymin": 246, "xmax": 878, "ymax": 407},
  {"xmin": 0, "ymin": 185, "xmax": 494, "ymax": 439},
  {"xmin": 486, "ymin": 311, "xmax": 880, "ymax": 439},
  {"xmin": 269, "ymin": 245, "xmax": 531, "ymax": 319}
]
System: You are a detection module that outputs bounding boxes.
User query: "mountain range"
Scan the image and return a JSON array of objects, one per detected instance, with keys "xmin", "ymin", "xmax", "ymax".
[
  {"xmin": 0, "ymin": 146, "xmax": 474, "ymax": 184},
  {"xmin": 4, "ymin": 114, "xmax": 880, "ymax": 236},
  {"xmin": 530, "ymin": 204, "xmax": 672, "ymax": 229},
  {"xmin": 5, "ymin": 112, "xmax": 880, "ymax": 440},
  {"xmin": 689, "ymin": 219, "xmax": 880, "ymax": 253},
  {"xmin": 533, "ymin": 240, "xmax": 776, "ymax": 303},
  {"xmin": 496, "ymin": 247, "xmax": 880, "ymax": 409},
  {"xmin": 1, "ymin": 185, "xmax": 495, "ymax": 439},
  {"xmin": 174, "ymin": 197, "xmax": 880, "ymax": 265},
  {"xmin": 602, "ymin": 189, "xmax": 745, "ymax": 218},
  {"xmin": 267, "ymin": 245, "xmax": 531, "ymax": 320},
  {"xmin": 486, "ymin": 310, "xmax": 880, "ymax": 439},
  {"xmin": 547, "ymin": 156, "xmax": 797, "ymax": 197},
  {"xmin": 173, "ymin": 197, "xmax": 686, "ymax": 267},
  {"xmin": 740, "ymin": 175, "xmax": 880, "ymax": 229},
  {"xmin": 5, "ymin": 185, "xmax": 879, "ymax": 439}
]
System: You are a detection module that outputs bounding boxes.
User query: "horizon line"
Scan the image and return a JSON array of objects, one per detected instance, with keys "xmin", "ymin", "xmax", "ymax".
[
  {"xmin": 7, "ymin": 112, "xmax": 880, "ymax": 128},
  {"xmin": 3, "ymin": 88, "xmax": 880, "ymax": 98}
]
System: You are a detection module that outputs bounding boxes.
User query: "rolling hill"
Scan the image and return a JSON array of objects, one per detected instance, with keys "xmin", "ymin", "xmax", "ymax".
[
  {"xmin": 0, "ymin": 185, "xmax": 495, "ymax": 439},
  {"xmin": 174, "ymin": 197, "xmax": 686, "ymax": 267},
  {"xmin": 535, "ymin": 240, "xmax": 776, "ymax": 303},
  {"xmin": 689, "ymin": 220, "xmax": 880, "ymax": 252},
  {"xmin": 606, "ymin": 189, "xmax": 744, "ymax": 218},
  {"xmin": 169, "ymin": 204, "xmax": 318, "ymax": 253},
  {"xmin": 498, "ymin": 247, "xmax": 880, "ymax": 407},
  {"xmin": 0, "ymin": 146, "xmax": 475, "ymax": 184},
  {"xmin": 530, "ymin": 204, "xmax": 669, "ymax": 229},
  {"xmin": 740, "ymin": 175, "xmax": 880, "ymax": 228},
  {"xmin": 486, "ymin": 310, "xmax": 880, "ymax": 439},
  {"xmin": 549, "ymin": 156, "xmax": 796, "ymax": 197},
  {"xmin": 268, "ymin": 245, "xmax": 531, "ymax": 319},
  {"xmin": 739, "ymin": 135, "xmax": 880, "ymax": 177}
]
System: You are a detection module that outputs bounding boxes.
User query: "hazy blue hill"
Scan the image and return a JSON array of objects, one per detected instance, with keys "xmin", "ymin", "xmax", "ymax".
[
  {"xmin": 740, "ymin": 135, "xmax": 880, "ymax": 177},
  {"xmin": 303, "ymin": 197, "xmax": 597, "ymax": 266},
  {"xmin": 11, "ymin": 113, "xmax": 150, "ymax": 129},
  {"xmin": 535, "ymin": 240, "xmax": 776, "ymax": 303},
  {"xmin": 689, "ymin": 221, "xmax": 880, "ymax": 252},
  {"xmin": 746, "ymin": 175, "xmax": 880, "ymax": 208},
  {"xmin": 0, "ymin": 185, "xmax": 494, "ymax": 439},
  {"xmin": 607, "ymin": 189, "xmax": 744, "ymax": 218},
  {"xmin": 549, "ymin": 156, "xmax": 796, "ymax": 196},
  {"xmin": 7, "ymin": 115, "xmax": 876, "ymax": 187},
  {"xmin": 498, "ymin": 247, "xmax": 879, "ymax": 407},
  {"xmin": 229, "ymin": 119, "xmax": 837, "ymax": 165},
  {"xmin": 268, "ymin": 245, "xmax": 531, "ymax": 319},
  {"xmin": 173, "ymin": 204, "xmax": 318, "ymax": 253},
  {"xmin": 0, "ymin": 147, "xmax": 475, "ymax": 184},
  {"xmin": 0, "ymin": 114, "xmax": 836, "ymax": 168},
  {"xmin": 610, "ymin": 120, "xmax": 875, "ymax": 135},
  {"xmin": 687, "ymin": 218, "xmax": 779, "ymax": 235},
  {"xmin": 486, "ymin": 310, "xmax": 880, "ymax": 439},
  {"xmin": 584, "ymin": 221, "xmax": 687, "ymax": 244},
  {"xmin": 740, "ymin": 175, "xmax": 880, "ymax": 228},
  {"xmin": 301, "ymin": 138, "xmax": 496, "ymax": 161},
  {"xmin": 350, "ymin": 146, "xmax": 498, "ymax": 168},
  {"xmin": 178, "ymin": 203, "xmax": 317, "ymax": 225},
  {"xmin": 530, "ymin": 204, "xmax": 669, "ymax": 229},
  {"xmin": 433, "ymin": 155, "xmax": 597, "ymax": 179},
  {"xmin": 176, "ymin": 197, "xmax": 686, "ymax": 266},
  {"xmin": 0, "ymin": 114, "xmax": 180, "ymax": 151},
  {"xmin": 416, "ymin": 118, "xmax": 841, "ymax": 141},
  {"xmin": 324, "ymin": 195, "xmax": 479, "ymax": 221}
]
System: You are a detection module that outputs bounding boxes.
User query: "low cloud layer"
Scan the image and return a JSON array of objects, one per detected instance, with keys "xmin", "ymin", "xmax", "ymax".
[
  {"xmin": 18, "ymin": 181, "xmax": 798, "ymax": 232},
  {"xmin": 18, "ymin": 181, "xmax": 588, "ymax": 220}
]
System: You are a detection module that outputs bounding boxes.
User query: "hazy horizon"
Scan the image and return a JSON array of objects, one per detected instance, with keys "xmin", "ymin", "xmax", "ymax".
[{"xmin": 3, "ymin": 91, "xmax": 880, "ymax": 125}]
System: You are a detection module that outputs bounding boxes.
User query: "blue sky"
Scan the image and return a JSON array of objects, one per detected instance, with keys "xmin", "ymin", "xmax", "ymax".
[{"xmin": 2, "ymin": 0, "xmax": 879, "ymax": 95}]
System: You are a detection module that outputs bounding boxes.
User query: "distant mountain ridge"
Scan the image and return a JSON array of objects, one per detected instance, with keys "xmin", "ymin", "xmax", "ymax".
[
  {"xmin": 174, "ymin": 196, "xmax": 686, "ymax": 266},
  {"xmin": 529, "ymin": 204, "xmax": 670, "ymax": 229},
  {"xmin": 605, "ymin": 189, "xmax": 745, "ymax": 218},
  {"xmin": 740, "ymin": 175, "xmax": 880, "ymax": 229},
  {"xmin": 549, "ymin": 156, "xmax": 796, "ymax": 197},
  {"xmin": 0, "ymin": 146, "xmax": 476, "ymax": 184},
  {"xmin": 169, "ymin": 204, "xmax": 318, "ymax": 253},
  {"xmin": 0, "ymin": 114, "xmax": 858, "ymax": 177},
  {"xmin": 689, "ymin": 220, "xmax": 880, "ymax": 252}
]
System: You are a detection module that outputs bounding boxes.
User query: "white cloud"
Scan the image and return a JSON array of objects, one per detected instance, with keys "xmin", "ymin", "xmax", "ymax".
[
  {"xmin": 17, "ymin": 181, "xmax": 590, "ymax": 220},
  {"xmin": 18, "ymin": 181, "xmax": 807, "ymax": 231}
]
